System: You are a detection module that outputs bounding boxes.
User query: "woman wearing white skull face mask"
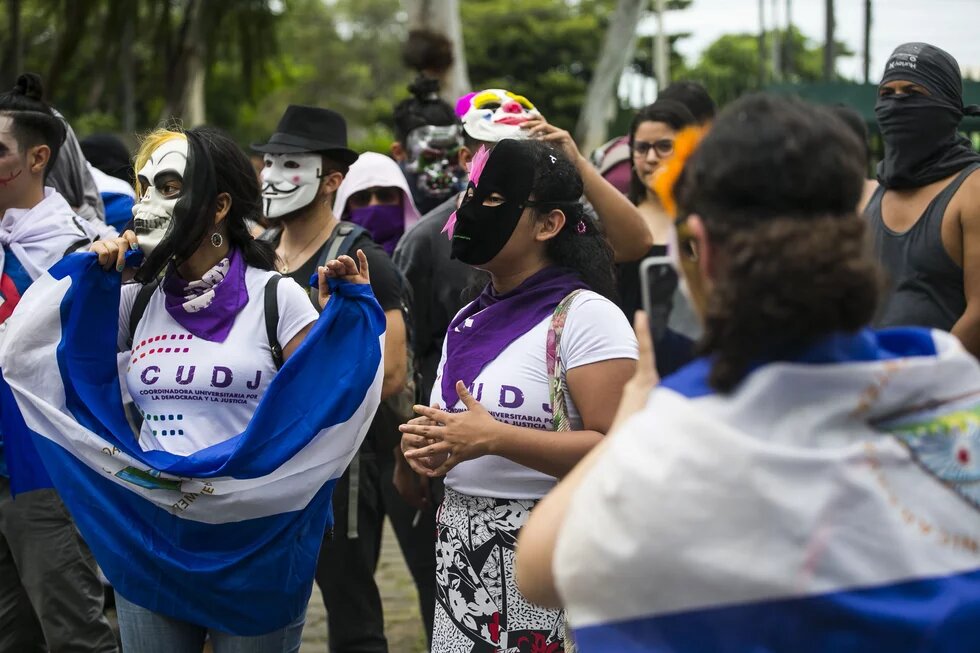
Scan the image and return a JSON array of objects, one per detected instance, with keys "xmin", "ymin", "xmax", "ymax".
[{"xmin": 88, "ymin": 127, "xmax": 373, "ymax": 652}]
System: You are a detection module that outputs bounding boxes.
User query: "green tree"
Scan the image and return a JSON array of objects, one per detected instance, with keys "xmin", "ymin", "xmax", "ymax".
[
  {"xmin": 679, "ymin": 27, "xmax": 854, "ymax": 107},
  {"xmin": 460, "ymin": 0, "xmax": 609, "ymax": 131}
]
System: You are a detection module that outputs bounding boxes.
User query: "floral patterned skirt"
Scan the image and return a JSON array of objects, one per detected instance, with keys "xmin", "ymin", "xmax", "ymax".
[{"xmin": 432, "ymin": 487, "xmax": 566, "ymax": 653}]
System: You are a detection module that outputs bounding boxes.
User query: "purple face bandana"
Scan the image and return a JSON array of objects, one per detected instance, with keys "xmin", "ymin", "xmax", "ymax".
[
  {"xmin": 441, "ymin": 266, "xmax": 586, "ymax": 409},
  {"xmin": 347, "ymin": 205, "xmax": 404, "ymax": 256},
  {"xmin": 161, "ymin": 247, "xmax": 249, "ymax": 342}
]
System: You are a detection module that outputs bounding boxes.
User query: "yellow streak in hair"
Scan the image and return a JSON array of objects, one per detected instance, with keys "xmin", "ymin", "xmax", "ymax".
[{"xmin": 133, "ymin": 128, "xmax": 186, "ymax": 196}]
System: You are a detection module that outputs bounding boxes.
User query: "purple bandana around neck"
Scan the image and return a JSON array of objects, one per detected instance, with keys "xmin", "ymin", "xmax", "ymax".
[
  {"xmin": 161, "ymin": 247, "xmax": 249, "ymax": 343},
  {"xmin": 441, "ymin": 266, "xmax": 587, "ymax": 409}
]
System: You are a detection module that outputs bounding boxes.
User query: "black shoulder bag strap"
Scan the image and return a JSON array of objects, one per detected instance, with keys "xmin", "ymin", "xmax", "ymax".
[{"xmin": 264, "ymin": 275, "xmax": 284, "ymax": 369}]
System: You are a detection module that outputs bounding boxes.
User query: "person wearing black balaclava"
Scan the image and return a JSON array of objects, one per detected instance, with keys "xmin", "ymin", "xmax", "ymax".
[{"xmin": 865, "ymin": 42, "xmax": 980, "ymax": 357}]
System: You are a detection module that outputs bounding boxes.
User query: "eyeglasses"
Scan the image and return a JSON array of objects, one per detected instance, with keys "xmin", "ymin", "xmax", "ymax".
[
  {"xmin": 348, "ymin": 187, "xmax": 401, "ymax": 209},
  {"xmin": 633, "ymin": 139, "xmax": 674, "ymax": 158}
]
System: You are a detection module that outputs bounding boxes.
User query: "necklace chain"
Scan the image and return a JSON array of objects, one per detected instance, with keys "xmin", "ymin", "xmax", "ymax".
[{"xmin": 278, "ymin": 228, "xmax": 327, "ymax": 274}]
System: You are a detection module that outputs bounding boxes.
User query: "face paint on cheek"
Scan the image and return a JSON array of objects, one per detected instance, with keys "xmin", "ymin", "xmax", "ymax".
[{"xmin": 0, "ymin": 169, "xmax": 22, "ymax": 186}]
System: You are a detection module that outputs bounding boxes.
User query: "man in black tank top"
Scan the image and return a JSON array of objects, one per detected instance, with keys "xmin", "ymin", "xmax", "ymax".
[{"xmin": 864, "ymin": 42, "xmax": 980, "ymax": 357}]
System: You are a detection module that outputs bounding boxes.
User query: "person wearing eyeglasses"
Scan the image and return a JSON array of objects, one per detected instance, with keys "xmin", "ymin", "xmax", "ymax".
[{"xmin": 613, "ymin": 99, "xmax": 698, "ymax": 321}]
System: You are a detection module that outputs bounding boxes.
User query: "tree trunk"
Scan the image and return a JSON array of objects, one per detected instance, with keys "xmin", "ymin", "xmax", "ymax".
[
  {"xmin": 862, "ymin": 0, "xmax": 872, "ymax": 84},
  {"xmin": 46, "ymin": 0, "xmax": 97, "ymax": 98},
  {"xmin": 770, "ymin": 0, "xmax": 781, "ymax": 81},
  {"xmin": 823, "ymin": 0, "xmax": 835, "ymax": 81},
  {"xmin": 2, "ymin": 0, "xmax": 22, "ymax": 89},
  {"xmin": 406, "ymin": 0, "xmax": 472, "ymax": 103},
  {"xmin": 757, "ymin": 0, "xmax": 766, "ymax": 86},
  {"xmin": 784, "ymin": 0, "xmax": 793, "ymax": 79},
  {"xmin": 162, "ymin": 0, "xmax": 208, "ymax": 125},
  {"xmin": 120, "ymin": 6, "xmax": 136, "ymax": 133},
  {"xmin": 573, "ymin": 0, "xmax": 646, "ymax": 155}
]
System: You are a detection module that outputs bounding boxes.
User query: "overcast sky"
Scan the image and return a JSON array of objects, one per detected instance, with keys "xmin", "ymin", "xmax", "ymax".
[{"xmin": 643, "ymin": 0, "xmax": 980, "ymax": 81}]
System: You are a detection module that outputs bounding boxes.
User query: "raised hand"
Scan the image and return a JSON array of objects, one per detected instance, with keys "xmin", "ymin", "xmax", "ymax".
[
  {"xmin": 89, "ymin": 230, "xmax": 139, "ymax": 272},
  {"xmin": 317, "ymin": 248, "xmax": 370, "ymax": 310}
]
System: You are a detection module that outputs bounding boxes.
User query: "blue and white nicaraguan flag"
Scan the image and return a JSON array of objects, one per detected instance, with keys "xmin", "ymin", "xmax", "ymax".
[
  {"xmin": 554, "ymin": 328, "xmax": 980, "ymax": 652},
  {"xmin": 0, "ymin": 252, "xmax": 384, "ymax": 636}
]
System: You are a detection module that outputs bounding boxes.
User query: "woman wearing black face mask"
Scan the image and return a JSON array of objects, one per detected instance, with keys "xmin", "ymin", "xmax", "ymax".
[{"xmin": 398, "ymin": 139, "xmax": 638, "ymax": 652}]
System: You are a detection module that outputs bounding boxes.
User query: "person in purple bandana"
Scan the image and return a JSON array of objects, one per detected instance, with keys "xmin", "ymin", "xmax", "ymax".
[
  {"xmin": 399, "ymin": 138, "xmax": 638, "ymax": 652},
  {"xmin": 333, "ymin": 151, "xmax": 421, "ymax": 257},
  {"xmin": 88, "ymin": 126, "xmax": 370, "ymax": 651}
]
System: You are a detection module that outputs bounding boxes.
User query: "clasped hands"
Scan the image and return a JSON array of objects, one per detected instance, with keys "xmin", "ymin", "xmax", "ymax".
[{"xmin": 399, "ymin": 380, "xmax": 501, "ymax": 477}]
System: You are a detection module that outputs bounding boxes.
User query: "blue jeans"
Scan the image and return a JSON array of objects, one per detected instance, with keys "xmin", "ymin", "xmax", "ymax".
[{"xmin": 115, "ymin": 593, "xmax": 305, "ymax": 653}]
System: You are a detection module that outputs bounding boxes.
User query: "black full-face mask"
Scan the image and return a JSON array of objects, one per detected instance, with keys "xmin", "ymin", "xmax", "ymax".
[
  {"xmin": 450, "ymin": 139, "xmax": 536, "ymax": 266},
  {"xmin": 875, "ymin": 42, "xmax": 980, "ymax": 189}
]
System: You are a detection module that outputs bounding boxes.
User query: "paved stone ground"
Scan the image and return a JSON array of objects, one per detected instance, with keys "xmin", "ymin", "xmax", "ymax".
[{"xmin": 301, "ymin": 520, "xmax": 428, "ymax": 652}]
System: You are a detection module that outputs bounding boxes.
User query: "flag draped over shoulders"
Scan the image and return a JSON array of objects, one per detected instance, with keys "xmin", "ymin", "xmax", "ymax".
[
  {"xmin": 555, "ymin": 328, "xmax": 980, "ymax": 653},
  {"xmin": 0, "ymin": 251, "xmax": 385, "ymax": 636}
]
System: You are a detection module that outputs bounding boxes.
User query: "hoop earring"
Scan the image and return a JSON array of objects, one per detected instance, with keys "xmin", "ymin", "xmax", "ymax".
[{"xmin": 211, "ymin": 232, "xmax": 223, "ymax": 248}]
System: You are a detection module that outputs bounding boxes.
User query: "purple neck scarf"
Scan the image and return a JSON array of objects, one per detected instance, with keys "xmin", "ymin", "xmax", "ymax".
[
  {"xmin": 442, "ymin": 266, "xmax": 587, "ymax": 409},
  {"xmin": 161, "ymin": 248, "xmax": 249, "ymax": 343}
]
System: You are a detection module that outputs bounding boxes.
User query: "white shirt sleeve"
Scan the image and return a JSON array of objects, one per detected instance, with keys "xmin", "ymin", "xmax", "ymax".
[
  {"xmin": 275, "ymin": 276, "xmax": 319, "ymax": 347},
  {"xmin": 560, "ymin": 292, "xmax": 639, "ymax": 372},
  {"xmin": 117, "ymin": 282, "xmax": 145, "ymax": 352}
]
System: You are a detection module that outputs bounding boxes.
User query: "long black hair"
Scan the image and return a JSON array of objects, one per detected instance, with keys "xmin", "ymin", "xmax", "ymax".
[
  {"xmin": 627, "ymin": 99, "xmax": 696, "ymax": 205},
  {"xmin": 135, "ymin": 126, "xmax": 275, "ymax": 283},
  {"xmin": 525, "ymin": 140, "xmax": 618, "ymax": 301},
  {"xmin": 0, "ymin": 73, "xmax": 66, "ymax": 175}
]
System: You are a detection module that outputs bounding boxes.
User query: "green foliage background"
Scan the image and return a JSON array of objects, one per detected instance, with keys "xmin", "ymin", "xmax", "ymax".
[{"xmin": 0, "ymin": 0, "xmax": 852, "ymax": 152}]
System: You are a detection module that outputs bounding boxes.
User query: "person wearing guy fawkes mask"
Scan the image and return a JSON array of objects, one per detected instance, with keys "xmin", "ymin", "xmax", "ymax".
[
  {"xmin": 391, "ymin": 76, "xmax": 465, "ymax": 214},
  {"xmin": 864, "ymin": 42, "xmax": 980, "ymax": 357},
  {"xmin": 253, "ymin": 105, "xmax": 411, "ymax": 653}
]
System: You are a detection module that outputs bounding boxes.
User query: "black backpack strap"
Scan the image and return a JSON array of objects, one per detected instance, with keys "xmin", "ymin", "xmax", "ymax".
[
  {"xmin": 127, "ymin": 280, "xmax": 160, "ymax": 350},
  {"xmin": 264, "ymin": 275, "xmax": 284, "ymax": 369}
]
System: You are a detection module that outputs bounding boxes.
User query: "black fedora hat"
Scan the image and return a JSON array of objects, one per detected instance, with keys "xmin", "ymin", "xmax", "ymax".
[{"xmin": 251, "ymin": 105, "xmax": 359, "ymax": 165}]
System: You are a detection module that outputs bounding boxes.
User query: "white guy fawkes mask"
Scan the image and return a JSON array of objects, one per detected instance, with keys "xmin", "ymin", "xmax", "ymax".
[
  {"xmin": 133, "ymin": 137, "xmax": 188, "ymax": 258},
  {"xmin": 261, "ymin": 153, "xmax": 323, "ymax": 219},
  {"xmin": 459, "ymin": 89, "xmax": 541, "ymax": 143}
]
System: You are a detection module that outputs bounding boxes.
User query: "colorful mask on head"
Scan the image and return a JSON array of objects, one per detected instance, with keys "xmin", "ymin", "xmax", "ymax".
[
  {"xmin": 403, "ymin": 124, "xmax": 464, "ymax": 203},
  {"xmin": 445, "ymin": 139, "xmax": 536, "ymax": 266},
  {"xmin": 456, "ymin": 89, "xmax": 541, "ymax": 143},
  {"xmin": 133, "ymin": 137, "xmax": 189, "ymax": 258},
  {"xmin": 260, "ymin": 153, "xmax": 323, "ymax": 218}
]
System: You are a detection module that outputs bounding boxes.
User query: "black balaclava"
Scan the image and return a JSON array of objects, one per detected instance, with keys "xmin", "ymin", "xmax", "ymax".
[
  {"xmin": 136, "ymin": 130, "xmax": 217, "ymax": 283},
  {"xmin": 875, "ymin": 42, "xmax": 980, "ymax": 189},
  {"xmin": 451, "ymin": 139, "xmax": 536, "ymax": 266}
]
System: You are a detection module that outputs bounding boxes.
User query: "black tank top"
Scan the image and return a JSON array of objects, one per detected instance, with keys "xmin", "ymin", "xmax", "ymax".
[{"xmin": 866, "ymin": 163, "xmax": 979, "ymax": 330}]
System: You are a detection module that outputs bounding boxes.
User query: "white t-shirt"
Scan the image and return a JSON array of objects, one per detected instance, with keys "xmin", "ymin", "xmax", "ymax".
[
  {"xmin": 118, "ymin": 267, "xmax": 317, "ymax": 455},
  {"xmin": 431, "ymin": 290, "xmax": 638, "ymax": 499}
]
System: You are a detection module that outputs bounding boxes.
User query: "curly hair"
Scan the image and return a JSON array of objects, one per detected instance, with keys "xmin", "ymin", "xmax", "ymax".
[
  {"xmin": 524, "ymin": 140, "xmax": 618, "ymax": 301},
  {"xmin": 673, "ymin": 93, "xmax": 880, "ymax": 392}
]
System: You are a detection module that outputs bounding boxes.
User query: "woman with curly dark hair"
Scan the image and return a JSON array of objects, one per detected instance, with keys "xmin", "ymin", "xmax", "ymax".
[
  {"xmin": 517, "ymin": 94, "xmax": 980, "ymax": 652},
  {"xmin": 399, "ymin": 138, "xmax": 637, "ymax": 652}
]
